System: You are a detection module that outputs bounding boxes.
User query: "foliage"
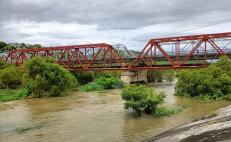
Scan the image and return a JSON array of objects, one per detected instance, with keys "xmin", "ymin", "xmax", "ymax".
[
  {"xmin": 79, "ymin": 82, "xmax": 104, "ymax": 92},
  {"xmin": 0, "ymin": 41, "xmax": 7, "ymax": 51},
  {"xmin": 33, "ymin": 44, "xmax": 42, "ymax": 48},
  {"xmin": 154, "ymin": 105, "xmax": 189, "ymax": 117},
  {"xmin": 0, "ymin": 88, "xmax": 29, "ymax": 102},
  {"xmin": 176, "ymin": 56, "xmax": 231, "ymax": 100},
  {"xmin": 96, "ymin": 76, "xmax": 123, "ymax": 89},
  {"xmin": 121, "ymin": 85, "xmax": 165, "ymax": 115},
  {"xmin": 147, "ymin": 70, "xmax": 175, "ymax": 83},
  {"xmin": 80, "ymin": 76, "xmax": 124, "ymax": 92},
  {"xmin": 147, "ymin": 70, "xmax": 163, "ymax": 82},
  {"xmin": 0, "ymin": 59, "xmax": 11, "ymax": 69},
  {"xmin": 3, "ymin": 45, "xmax": 16, "ymax": 51},
  {"xmin": 95, "ymin": 70, "xmax": 121, "ymax": 78},
  {"xmin": 164, "ymin": 70, "xmax": 175, "ymax": 82},
  {"xmin": 23, "ymin": 56, "xmax": 77, "ymax": 98},
  {"xmin": 0, "ymin": 66, "xmax": 22, "ymax": 89},
  {"xmin": 72, "ymin": 71, "xmax": 94, "ymax": 85}
]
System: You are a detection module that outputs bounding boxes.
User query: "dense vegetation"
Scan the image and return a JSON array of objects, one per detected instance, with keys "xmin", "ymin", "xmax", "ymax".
[
  {"xmin": 72, "ymin": 71, "xmax": 94, "ymax": 85},
  {"xmin": 0, "ymin": 56, "xmax": 77, "ymax": 101},
  {"xmin": 176, "ymin": 56, "xmax": 231, "ymax": 101},
  {"xmin": 147, "ymin": 70, "xmax": 175, "ymax": 83},
  {"xmin": 80, "ymin": 72, "xmax": 123, "ymax": 92},
  {"xmin": 121, "ymin": 85, "xmax": 165, "ymax": 115},
  {"xmin": 0, "ymin": 41, "xmax": 42, "ymax": 52},
  {"xmin": 23, "ymin": 57, "xmax": 77, "ymax": 98},
  {"xmin": 0, "ymin": 65, "xmax": 21, "ymax": 89}
]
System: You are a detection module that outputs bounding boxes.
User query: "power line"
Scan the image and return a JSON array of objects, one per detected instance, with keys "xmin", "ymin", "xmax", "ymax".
[{"xmin": 154, "ymin": 17, "xmax": 231, "ymax": 38}]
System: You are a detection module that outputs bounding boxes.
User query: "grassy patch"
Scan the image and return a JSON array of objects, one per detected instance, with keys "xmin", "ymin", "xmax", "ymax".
[
  {"xmin": 79, "ymin": 82, "xmax": 104, "ymax": 92},
  {"xmin": 79, "ymin": 76, "xmax": 123, "ymax": 92},
  {"xmin": 154, "ymin": 105, "xmax": 189, "ymax": 117},
  {"xmin": 0, "ymin": 88, "xmax": 29, "ymax": 102}
]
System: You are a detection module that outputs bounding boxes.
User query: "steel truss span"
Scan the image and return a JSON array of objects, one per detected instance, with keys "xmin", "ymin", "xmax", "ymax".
[{"xmin": 2, "ymin": 32, "xmax": 231, "ymax": 71}]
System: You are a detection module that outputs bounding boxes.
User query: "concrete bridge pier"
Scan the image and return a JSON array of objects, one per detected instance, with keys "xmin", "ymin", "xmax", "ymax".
[{"xmin": 121, "ymin": 71, "xmax": 147, "ymax": 84}]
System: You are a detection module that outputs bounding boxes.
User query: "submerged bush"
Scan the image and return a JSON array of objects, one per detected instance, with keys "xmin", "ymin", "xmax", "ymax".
[
  {"xmin": 121, "ymin": 85, "xmax": 165, "ymax": 115},
  {"xmin": 154, "ymin": 105, "xmax": 189, "ymax": 117},
  {"xmin": 176, "ymin": 56, "xmax": 231, "ymax": 100},
  {"xmin": 23, "ymin": 56, "xmax": 77, "ymax": 98}
]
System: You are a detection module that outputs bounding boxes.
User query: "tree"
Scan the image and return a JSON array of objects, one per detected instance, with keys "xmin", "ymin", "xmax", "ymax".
[
  {"xmin": 33, "ymin": 44, "xmax": 42, "ymax": 48},
  {"xmin": 0, "ymin": 66, "xmax": 22, "ymax": 89},
  {"xmin": 72, "ymin": 71, "xmax": 94, "ymax": 85},
  {"xmin": 0, "ymin": 41, "xmax": 7, "ymax": 51},
  {"xmin": 23, "ymin": 56, "xmax": 77, "ymax": 98},
  {"xmin": 176, "ymin": 56, "xmax": 231, "ymax": 100},
  {"xmin": 121, "ymin": 85, "xmax": 165, "ymax": 115},
  {"xmin": 4, "ymin": 45, "xmax": 16, "ymax": 51}
]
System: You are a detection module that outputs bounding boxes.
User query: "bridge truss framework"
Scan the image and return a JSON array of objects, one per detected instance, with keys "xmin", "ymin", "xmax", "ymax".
[{"xmin": 2, "ymin": 32, "xmax": 231, "ymax": 71}]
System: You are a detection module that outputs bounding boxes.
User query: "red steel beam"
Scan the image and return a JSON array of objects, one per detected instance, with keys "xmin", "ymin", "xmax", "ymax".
[{"xmin": 3, "ymin": 32, "xmax": 231, "ymax": 70}]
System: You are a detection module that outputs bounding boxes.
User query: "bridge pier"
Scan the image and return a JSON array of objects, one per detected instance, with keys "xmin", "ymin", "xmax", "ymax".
[{"xmin": 121, "ymin": 71, "xmax": 147, "ymax": 84}]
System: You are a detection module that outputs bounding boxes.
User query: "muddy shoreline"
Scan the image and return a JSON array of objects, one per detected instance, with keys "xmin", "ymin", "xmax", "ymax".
[{"xmin": 144, "ymin": 105, "xmax": 231, "ymax": 142}]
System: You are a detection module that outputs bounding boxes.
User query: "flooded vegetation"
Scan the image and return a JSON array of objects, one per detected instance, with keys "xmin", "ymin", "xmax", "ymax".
[{"xmin": 0, "ymin": 83, "xmax": 229, "ymax": 142}]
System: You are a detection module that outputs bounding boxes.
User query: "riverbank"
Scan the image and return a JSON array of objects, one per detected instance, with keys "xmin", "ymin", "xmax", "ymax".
[{"xmin": 144, "ymin": 105, "xmax": 231, "ymax": 142}]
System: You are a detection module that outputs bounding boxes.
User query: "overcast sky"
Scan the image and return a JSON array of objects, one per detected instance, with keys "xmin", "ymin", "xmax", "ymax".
[{"xmin": 1, "ymin": 0, "xmax": 231, "ymax": 50}]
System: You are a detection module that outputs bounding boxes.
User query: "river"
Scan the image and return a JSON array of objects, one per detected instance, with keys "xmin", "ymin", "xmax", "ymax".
[{"xmin": 0, "ymin": 83, "xmax": 229, "ymax": 142}]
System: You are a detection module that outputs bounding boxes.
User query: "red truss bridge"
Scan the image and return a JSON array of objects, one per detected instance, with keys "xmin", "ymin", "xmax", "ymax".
[{"xmin": 1, "ymin": 32, "xmax": 231, "ymax": 71}]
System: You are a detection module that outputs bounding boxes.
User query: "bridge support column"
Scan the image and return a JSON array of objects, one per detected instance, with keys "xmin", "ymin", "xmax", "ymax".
[{"xmin": 121, "ymin": 71, "xmax": 147, "ymax": 84}]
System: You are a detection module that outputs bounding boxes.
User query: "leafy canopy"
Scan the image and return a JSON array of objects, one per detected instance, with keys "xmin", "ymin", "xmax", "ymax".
[
  {"xmin": 121, "ymin": 85, "xmax": 165, "ymax": 115},
  {"xmin": 23, "ymin": 56, "xmax": 77, "ymax": 98}
]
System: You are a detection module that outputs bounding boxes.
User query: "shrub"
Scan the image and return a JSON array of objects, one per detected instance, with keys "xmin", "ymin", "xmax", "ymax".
[
  {"xmin": 0, "ymin": 66, "xmax": 21, "ymax": 89},
  {"xmin": 0, "ymin": 60, "xmax": 11, "ymax": 69},
  {"xmin": 23, "ymin": 56, "xmax": 77, "ymax": 98},
  {"xmin": 79, "ymin": 82, "xmax": 104, "ymax": 92},
  {"xmin": 154, "ymin": 105, "xmax": 188, "ymax": 117},
  {"xmin": 80, "ymin": 76, "xmax": 123, "ymax": 92},
  {"xmin": 147, "ymin": 70, "xmax": 163, "ymax": 82},
  {"xmin": 176, "ymin": 56, "xmax": 231, "ymax": 100},
  {"xmin": 96, "ymin": 76, "xmax": 123, "ymax": 89},
  {"xmin": 72, "ymin": 71, "xmax": 94, "ymax": 85},
  {"xmin": 121, "ymin": 85, "xmax": 165, "ymax": 115},
  {"xmin": 164, "ymin": 70, "xmax": 175, "ymax": 82}
]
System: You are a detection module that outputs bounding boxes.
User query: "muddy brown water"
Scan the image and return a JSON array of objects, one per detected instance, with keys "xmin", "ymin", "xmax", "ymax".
[{"xmin": 0, "ymin": 83, "xmax": 230, "ymax": 142}]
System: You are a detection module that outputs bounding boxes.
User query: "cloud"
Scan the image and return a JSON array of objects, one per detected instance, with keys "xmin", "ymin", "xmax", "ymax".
[{"xmin": 0, "ymin": 0, "xmax": 231, "ymax": 50}]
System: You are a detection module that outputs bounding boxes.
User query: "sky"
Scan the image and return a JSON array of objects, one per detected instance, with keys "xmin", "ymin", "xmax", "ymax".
[{"xmin": 1, "ymin": 0, "xmax": 231, "ymax": 50}]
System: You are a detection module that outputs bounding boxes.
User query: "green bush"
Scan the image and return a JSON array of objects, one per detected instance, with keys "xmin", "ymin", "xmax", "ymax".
[
  {"xmin": 95, "ymin": 71, "xmax": 121, "ymax": 78},
  {"xmin": 164, "ymin": 70, "xmax": 175, "ymax": 82},
  {"xmin": 0, "ymin": 66, "xmax": 21, "ymax": 89},
  {"xmin": 23, "ymin": 56, "xmax": 77, "ymax": 98},
  {"xmin": 96, "ymin": 76, "xmax": 123, "ymax": 89},
  {"xmin": 176, "ymin": 56, "xmax": 231, "ymax": 100},
  {"xmin": 154, "ymin": 105, "xmax": 188, "ymax": 117},
  {"xmin": 147, "ymin": 70, "xmax": 163, "ymax": 82},
  {"xmin": 3, "ymin": 45, "xmax": 16, "ymax": 51},
  {"xmin": 80, "ymin": 82, "xmax": 104, "ymax": 92},
  {"xmin": 80, "ymin": 76, "xmax": 123, "ymax": 92},
  {"xmin": 0, "ymin": 60, "xmax": 11, "ymax": 69},
  {"xmin": 72, "ymin": 71, "xmax": 94, "ymax": 85},
  {"xmin": 121, "ymin": 85, "xmax": 165, "ymax": 115}
]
